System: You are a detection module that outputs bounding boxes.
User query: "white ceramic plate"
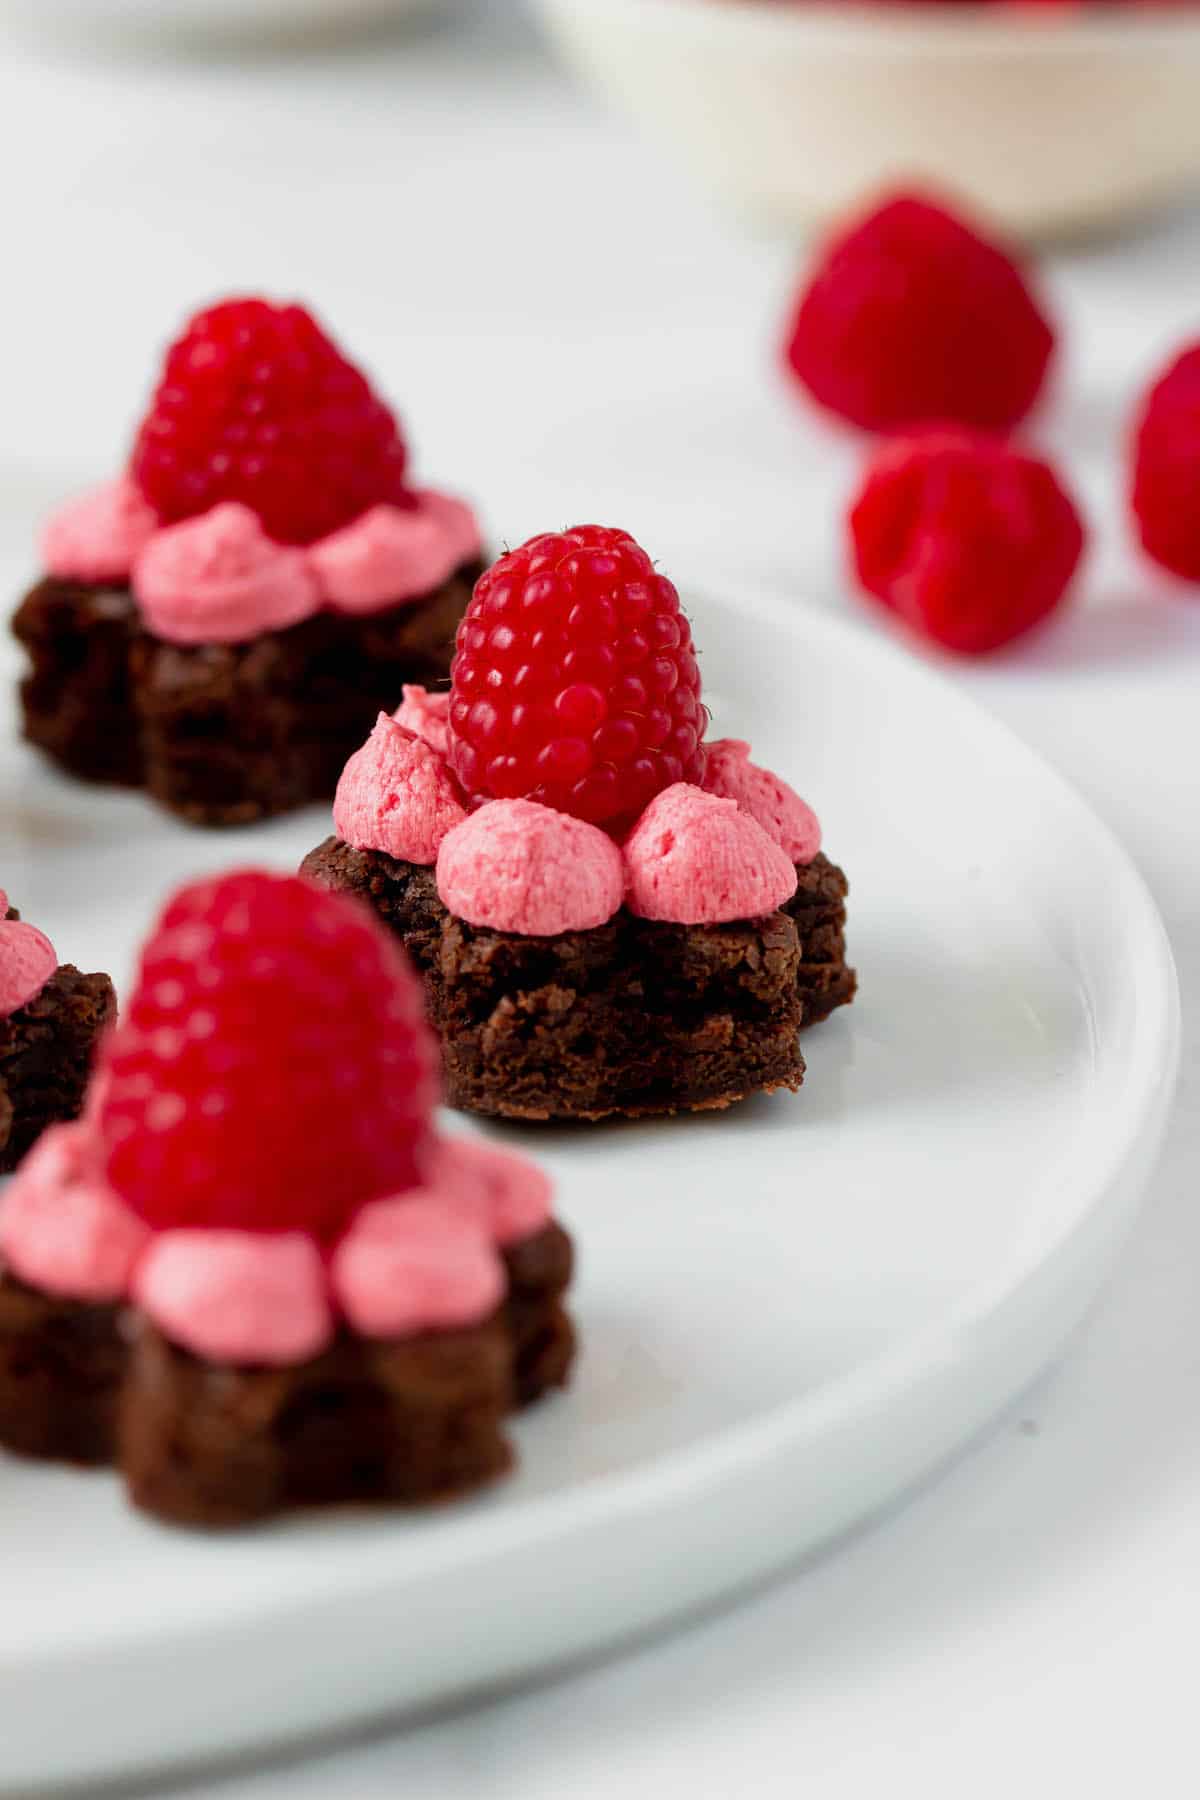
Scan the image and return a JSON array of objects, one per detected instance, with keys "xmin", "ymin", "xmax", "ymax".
[{"xmin": 0, "ymin": 583, "xmax": 1178, "ymax": 1792}]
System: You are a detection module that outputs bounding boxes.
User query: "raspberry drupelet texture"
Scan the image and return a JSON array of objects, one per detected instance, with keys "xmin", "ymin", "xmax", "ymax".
[
  {"xmin": 784, "ymin": 192, "xmax": 1055, "ymax": 434},
  {"xmin": 1131, "ymin": 342, "xmax": 1200, "ymax": 582},
  {"xmin": 130, "ymin": 298, "xmax": 411, "ymax": 546},
  {"xmin": 446, "ymin": 525, "xmax": 706, "ymax": 827},
  {"xmin": 96, "ymin": 870, "xmax": 438, "ymax": 1240},
  {"xmin": 848, "ymin": 427, "xmax": 1085, "ymax": 654}
]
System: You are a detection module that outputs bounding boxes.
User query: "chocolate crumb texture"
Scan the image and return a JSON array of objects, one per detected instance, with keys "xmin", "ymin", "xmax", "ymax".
[
  {"xmin": 0, "ymin": 1223, "xmax": 574, "ymax": 1525},
  {"xmin": 12, "ymin": 562, "xmax": 479, "ymax": 826},
  {"xmin": 301, "ymin": 840, "xmax": 854, "ymax": 1123}
]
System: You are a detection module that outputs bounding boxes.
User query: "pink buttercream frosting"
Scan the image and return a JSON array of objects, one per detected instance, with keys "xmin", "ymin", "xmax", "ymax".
[
  {"xmin": 393, "ymin": 685, "xmax": 450, "ymax": 758},
  {"xmin": 437, "ymin": 799, "xmax": 625, "ymax": 936},
  {"xmin": 45, "ymin": 480, "xmax": 479, "ymax": 645},
  {"xmin": 40, "ymin": 478, "xmax": 157, "ymax": 585},
  {"xmin": 624, "ymin": 784, "xmax": 798, "ymax": 924},
  {"xmin": 424, "ymin": 1135, "xmax": 554, "ymax": 1247},
  {"xmin": 308, "ymin": 491, "xmax": 481, "ymax": 614},
  {"xmin": 0, "ymin": 1123, "xmax": 150, "ymax": 1301},
  {"xmin": 331, "ymin": 1195, "xmax": 505, "ymax": 1339},
  {"xmin": 133, "ymin": 1230, "xmax": 334, "ymax": 1366},
  {"xmin": 701, "ymin": 739, "xmax": 822, "ymax": 865},
  {"xmin": 0, "ymin": 1108, "xmax": 554, "ymax": 1360},
  {"xmin": 0, "ymin": 889, "xmax": 58, "ymax": 1019},
  {"xmin": 132, "ymin": 503, "xmax": 320, "ymax": 646},
  {"xmin": 333, "ymin": 715, "xmax": 467, "ymax": 866}
]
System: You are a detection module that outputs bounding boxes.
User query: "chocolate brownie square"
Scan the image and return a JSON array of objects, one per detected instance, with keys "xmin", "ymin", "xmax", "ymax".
[
  {"xmin": 0, "ymin": 1224, "xmax": 573, "ymax": 1523},
  {"xmin": 13, "ymin": 563, "xmax": 479, "ymax": 826},
  {"xmin": 0, "ymin": 962, "xmax": 116, "ymax": 1175},
  {"xmin": 299, "ymin": 840, "xmax": 853, "ymax": 1121}
]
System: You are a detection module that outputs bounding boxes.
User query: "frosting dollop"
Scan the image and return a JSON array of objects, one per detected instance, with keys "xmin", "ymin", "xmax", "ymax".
[
  {"xmin": 624, "ymin": 784, "xmax": 798, "ymax": 924},
  {"xmin": 131, "ymin": 502, "xmax": 321, "ymax": 645},
  {"xmin": 133, "ymin": 1230, "xmax": 334, "ymax": 1366},
  {"xmin": 436, "ymin": 799, "xmax": 625, "ymax": 936},
  {"xmin": 0, "ymin": 889, "xmax": 58, "ymax": 1018},
  {"xmin": 0, "ymin": 1123, "xmax": 150, "ymax": 1301},
  {"xmin": 308, "ymin": 491, "xmax": 481, "ymax": 614},
  {"xmin": 331, "ymin": 1195, "xmax": 505, "ymax": 1338},
  {"xmin": 333, "ymin": 715, "xmax": 467, "ymax": 866},
  {"xmin": 701, "ymin": 739, "xmax": 822, "ymax": 865},
  {"xmin": 0, "ymin": 1106, "xmax": 554, "ymax": 1360},
  {"xmin": 40, "ymin": 478, "xmax": 157, "ymax": 584},
  {"xmin": 424, "ymin": 1135, "xmax": 553, "ymax": 1247},
  {"xmin": 41, "ymin": 480, "xmax": 480, "ymax": 645},
  {"xmin": 393, "ymin": 685, "xmax": 450, "ymax": 757}
]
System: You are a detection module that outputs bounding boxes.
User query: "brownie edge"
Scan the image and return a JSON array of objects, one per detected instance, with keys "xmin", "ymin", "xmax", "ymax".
[
  {"xmin": 0, "ymin": 965, "xmax": 117, "ymax": 1174},
  {"xmin": 300, "ymin": 838, "xmax": 860, "ymax": 1123},
  {"xmin": 0, "ymin": 1224, "xmax": 574, "ymax": 1525},
  {"xmin": 13, "ymin": 561, "xmax": 480, "ymax": 827}
]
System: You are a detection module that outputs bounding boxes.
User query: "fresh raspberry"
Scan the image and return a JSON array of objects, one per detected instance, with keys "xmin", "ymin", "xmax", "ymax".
[
  {"xmin": 784, "ymin": 192, "xmax": 1055, "ymax": 433},
  {"xmin": 1131, "ymin": 342, "xmax": 1200, "ymax": 581},
  {"xmin": 848, "ymin": 428, "xmax": 1085, "ymax": 654},
  {"xmin": 446, "ymin": 525, "xmax": 706, "ymax": 827},
  {"xmin": 130, "ymin": 297, "xmax": 410, "ymax": 546},
  {"xmin": 95, "ymin": 870, "xmax": 437, "ymax": 1240}
]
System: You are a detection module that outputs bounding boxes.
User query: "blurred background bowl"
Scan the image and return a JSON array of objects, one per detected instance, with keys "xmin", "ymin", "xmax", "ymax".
[
  {"xmin": 535, "ymin": 0, "xmax": 1200, "ymax": 240},
  {"xmin": 0, "ymin": 0, "xmax": 446, "ymax": 47}
]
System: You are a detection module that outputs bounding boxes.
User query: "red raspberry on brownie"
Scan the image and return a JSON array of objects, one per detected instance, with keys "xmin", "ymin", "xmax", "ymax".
[
  {"xmin": 130, "ymin": 297, "xmax": 410, "ymax": 546},
  {"xmin": 98, "ymin": 868, "xmax": 437, "ymax": 1240},
  {"xmin": 784, "ymin": 191, "xmax": 1055, "ymax": 433},
  {"xmin": 848, "ymin": 427, "xmax": 1085, "ymax": 654},
  {"xmin": 447, "ymin": 524, "xmax": 706, "ymax": 827},
  {"xmin": 1131, "ymin": 341, "xmax": 1200, "ymax": 582}
]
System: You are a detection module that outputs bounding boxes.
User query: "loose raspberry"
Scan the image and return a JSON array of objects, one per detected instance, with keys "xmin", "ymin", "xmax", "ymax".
[
  {"xmin": 784, "ymin": 192, "xmax": 1054, "ymax": 433},
  {"xmin": 95, "ymin": 870, "xmax": 437, "ymax": 1240},
  {"xmin": 446, "ymin": 525, "xmax": 706, "ymax": 826},
  {"xmin": 1131, "ymin": 342, "xmax": 1200, "ymax": 581},
  {"xmin": 848, "ymin": 428, "xmax": 1085, "ymax": 654},
  {"xmin": 130, "ymin": 297, "xmax": 410, "ymax": 546}
]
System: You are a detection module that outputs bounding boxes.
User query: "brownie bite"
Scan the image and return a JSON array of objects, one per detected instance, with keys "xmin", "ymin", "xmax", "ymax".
[
  {"xmin": 0, "ymin": 871, "xmax": 576, "ymax": 1527},
  {"xmin": 15, "ymin": 566, "xmax": 476, "ymax": 828},
  {"xmin": 0, "ymin": 1222, "xmax": 573, "ymax": 1524},
  {"xmin": 14, "ymin": 296, "xmax": 483, "ymax": 827},
  {"xmin": 301, "ymin": 839, "xmax": 838, "ymax": 1121},
  {"xmin": 0, "ymin": 898, "xmax": 115, "ymax": 1175},
  {"xmin": 303, "ymin": 524, "xmax": 854, "ymax": 1127}
]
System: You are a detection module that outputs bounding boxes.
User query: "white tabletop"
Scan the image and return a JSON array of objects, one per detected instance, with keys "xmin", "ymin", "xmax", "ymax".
[{"xmin": 2, "ymin": 5, "xmax": 1198, "ymax": 1795}]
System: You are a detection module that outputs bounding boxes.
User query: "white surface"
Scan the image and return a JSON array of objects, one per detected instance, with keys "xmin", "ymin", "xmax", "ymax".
[
  {"xmin": 536, "ymin": 0, "xmax": 1200, "ymax": 239},
  {"xmin": 0, "ymin": 5, "xmax": 1196, "ymax": 1796},
  {"xmin": 0, "ymin": 583, "xmax": 1176, "ymax": 1790}
]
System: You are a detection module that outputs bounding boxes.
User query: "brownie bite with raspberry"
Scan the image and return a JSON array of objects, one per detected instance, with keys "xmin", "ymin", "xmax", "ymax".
[
  {"xmin": 0, "ymin": 891, "xmax": 115, "ymax": 1175},
  {"xmin": 13, "ymin": 298, "xmax": 483, "ymax": 827},
  {"xmin": 303, "ymin": 525, "xmax": 854, "ymax": 1123},
  {"xmin": 0, "ymin": 871, "xmax": 574, "ymax": 1526}
]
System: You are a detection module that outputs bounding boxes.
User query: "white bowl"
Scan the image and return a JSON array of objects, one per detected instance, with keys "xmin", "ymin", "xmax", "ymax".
[
  {"xmin": 535, "ymin": 0, "xmax": 1200, "ymax": 239},
  {"xmin": 0, "ymin": 0, "xmax": 442, "ymax": 46}
]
